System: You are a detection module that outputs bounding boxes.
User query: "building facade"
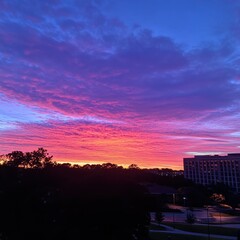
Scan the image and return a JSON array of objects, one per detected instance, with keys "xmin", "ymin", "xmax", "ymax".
[{"xmin": 184, "ymin": 153, "xmax": 240, "ymax": 193}]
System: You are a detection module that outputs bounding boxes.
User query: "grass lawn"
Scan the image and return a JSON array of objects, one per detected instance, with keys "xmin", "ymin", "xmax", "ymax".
[
  {"xmin": 163, "ymin": 222, "xmax": 239, "ymax": 236},
  {"xmin": 150, "ymin": 232, "xmax": 226, "ymax": 240},
  {"xmin": 150, "ymin": 224, "xmax": 166, "ymax": 230}
]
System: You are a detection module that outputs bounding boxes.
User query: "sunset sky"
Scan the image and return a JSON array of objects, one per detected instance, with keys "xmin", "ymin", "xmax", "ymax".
[{"xmin": 1, "ymin": 0, "xmax": 240, "ymax": 169}]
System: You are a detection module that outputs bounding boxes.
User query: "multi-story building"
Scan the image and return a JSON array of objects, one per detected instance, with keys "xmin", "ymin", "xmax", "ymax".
[{"xmin": 183, "ymin": 153, "xmax": 240, "ymax": 193}]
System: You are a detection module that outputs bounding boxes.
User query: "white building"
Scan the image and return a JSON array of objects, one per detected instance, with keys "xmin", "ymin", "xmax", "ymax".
[{"xmin": 183, "ymin": 153, "xmax": 240, "ymax": 193}]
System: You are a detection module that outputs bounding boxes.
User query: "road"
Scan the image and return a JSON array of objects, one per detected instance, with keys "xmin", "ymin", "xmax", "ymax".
[
  {"xmin": 156, "ymin": 204, "xmax": 240, "ymax": 224},
  {"xmin": 150, "ymin": 223, "xmax": 237, "ymax": 240}
]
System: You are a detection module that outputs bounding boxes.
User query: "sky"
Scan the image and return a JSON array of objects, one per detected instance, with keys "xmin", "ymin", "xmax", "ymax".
[{"xmin": 0, "ymin": 0, "xmax": 240, "ymax": 169}]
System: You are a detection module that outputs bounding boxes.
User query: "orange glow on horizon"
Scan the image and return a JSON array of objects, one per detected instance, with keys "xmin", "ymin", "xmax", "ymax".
[{"xmin": 1, "ymin": 116, "xmax": 239, "ymax": 170}]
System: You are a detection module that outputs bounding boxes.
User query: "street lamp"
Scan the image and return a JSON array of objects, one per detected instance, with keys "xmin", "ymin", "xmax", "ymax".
[
  {"xmin": 172, "ymin": 212, "xmax": 175, "ymax": 229},
  {"xmin": 173, "ymin": 193, "xmax": 176, "ymax": 205},
  {"xmin": 206, "ymin": 206, "xmax": 210, "ymax": 240},
  {"xmin": 183, "ymin": 197, "xmax": 187, "ymax": 207}
]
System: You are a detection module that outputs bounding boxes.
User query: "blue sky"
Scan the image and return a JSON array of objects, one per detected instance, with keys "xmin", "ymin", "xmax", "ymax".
[{"xmin": 105, "ymin": 0, "xmax": 234, "ymax": 46}]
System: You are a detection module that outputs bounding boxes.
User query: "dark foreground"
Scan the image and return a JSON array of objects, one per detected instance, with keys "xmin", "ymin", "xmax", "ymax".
[
  {"xmin": 1, "ymin": 162, "xmax": 237, "ymax": 240},
  {"xmin": 0, "ymin": 166, "xmax": 151, "ymax": 240}
]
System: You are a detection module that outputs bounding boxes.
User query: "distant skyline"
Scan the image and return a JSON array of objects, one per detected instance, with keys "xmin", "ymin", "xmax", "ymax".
[{"xmin": 1, "ymin": 0, "xmax": 240, "ymax": 169}]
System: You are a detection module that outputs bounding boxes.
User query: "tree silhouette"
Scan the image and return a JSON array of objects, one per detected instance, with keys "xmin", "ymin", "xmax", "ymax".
[
  {"xmin": 155, "ymin": 211, "xmax": 164, "ymax": 224},
  {"xmin": 128, "ymin": 164, "xmax": 140, "ymax": 169},
  {"xmin": 210, "ymin": 193, "xmax": 225, "ymax": 205},
  {"xmin": 30, "ymin": 148, "xmax": 54, "ymax": 168},
  {"xmin": 101, "ymin": 162, "xmax": 120, "ymax": 169},
  {"xmin": 4, "ymin": 151, "xmax": 25, "ymax": 167},
  {"xmin": 185, "ymin": 211, "xmax": 196, "ymax": 224},
  {"xmin": 2, "ymin": 148, "xmax": 55, "ymax": 169},
  {"xmin": 227, "ymin": 193, "xmax": 239, "ymax": 210}
]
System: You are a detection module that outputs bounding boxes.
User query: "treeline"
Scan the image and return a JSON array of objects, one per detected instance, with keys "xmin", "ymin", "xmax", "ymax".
[
  {"xmin": 0, "ymin": 148, "xmax": 182, "ymax": 172},
  {"xmin": 0, "ymin": 148, "xmax": 182, "ymax": 240},
  {"xmin": 0, "ymin": 148, "xmax": 186, "ymax": 188}
]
